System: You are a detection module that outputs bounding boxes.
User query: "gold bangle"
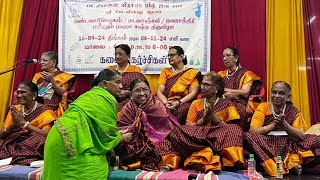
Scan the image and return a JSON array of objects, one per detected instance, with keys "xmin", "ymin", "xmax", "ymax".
[{"xmin": 263, "ymin": 126, "xmax": 268, "ymax": 133}]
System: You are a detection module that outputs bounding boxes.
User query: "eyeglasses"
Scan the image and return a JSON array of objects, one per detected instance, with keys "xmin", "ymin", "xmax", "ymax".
[
  {"xmin": 167, "ymin": 53, "xmax": 179, "ymax": 58},
  {"xmin": 201, "ymin": 82, "xmax": 215, "ymax": 88},
  {"xmin": 222, "ymin": 54, "xmax": 234, "ymax": 59},
  {"xmin": 132, "ymin": 88, "xmax": 150, "ymax": 94}
]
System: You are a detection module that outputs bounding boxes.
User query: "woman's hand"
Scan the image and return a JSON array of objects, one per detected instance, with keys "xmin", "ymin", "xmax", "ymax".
[
  {"xmin": 166, "ymin": 100, "xmax": 179, "ymax": 110},
  {"xmin": 41, "ymin": 71, "xmax": 55, "ymax": 83},
  {"xmin": 273, "ymin": 114, "xmax": 285, "ymax": 125},
  {"xmin": 223, "ymin": 92, "xmax": 239, "ymax": 100},
  {"xmin": 10, "ymin": 106, "xmax": 27, "ymax": 127},
  {"xmin": 119, "ymin": 128, "xmax": 133, "ymax": 142}
]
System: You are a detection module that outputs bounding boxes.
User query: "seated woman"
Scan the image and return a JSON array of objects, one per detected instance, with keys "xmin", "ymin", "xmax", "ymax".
[
  {"xmin": 244, "ymin": 81, "xmax": 320, "ymax": 176},
  {"xmin": 0, "ymin": 81, "xmax": 56, "ymax": 165},
  {"xmin": 116, "ymin": 77, "xmax": 179, "ymax": 170},
  {"xmin": 43, "ymin": 69, "xmax": 131, "ymax": 179},
  {"xmin": 107, "ymin": 44, "xmax": 141, "ymax": 73},
  {"xmin": 107, "ymin": 44, "xmax": 144, "ymax": 111},
  {"xmin": 156, "ymin": 72, "xmax": 244, "ymax": 172},
  {"xmin": 32, "ymin": 51, "xmax": 75, "ymax": 117},
  {"xmin": 157, "ymin": 46, "xmax": 201, "ymax": 124},
  {"xmin": 218, "ymin": 46, "xmax": 262, "ymax": 131}
]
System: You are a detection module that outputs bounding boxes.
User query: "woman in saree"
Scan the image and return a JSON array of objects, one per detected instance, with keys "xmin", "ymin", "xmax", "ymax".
[
  {"xmin": 218, "ymin": 46, "xmax": 262, "ymax": 131},
  {"xmin": 157, "ymin": 46, "xmax": 202, "ymax": 124},
  {"xmin": 107, "ymin": 44, "xmax": 144, "ymax": 112},
  {"xmin": 32, "ymin": 51, "xmax": 75, "ymax": 117},
  {"xmin": 116, "ymin": 77, "xmax": 179, "ymax": 170},
  {"xmin": 244, "ymin": 81, "xmax": 320, "ymax": 176},
  {"xmin": 43, "ymin": 69, "xmax": 132, "ymax": 179},
  {"xmin": 156, "ymin": 72, "xmax": 244, "ymax": 173},
  {"xmin": 0, "ymin": 81, "xmax": 56, "ymax": 165}
]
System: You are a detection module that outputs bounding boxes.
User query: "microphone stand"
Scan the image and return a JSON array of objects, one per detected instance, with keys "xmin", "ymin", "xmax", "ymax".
[{"xmin": 0, "ymin": 63, "xmax": 29, "ymax": 76}]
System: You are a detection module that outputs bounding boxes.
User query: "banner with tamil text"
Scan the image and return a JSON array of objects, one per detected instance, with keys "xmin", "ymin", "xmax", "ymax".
[{"xmin": 59, "ymin": 0, "xmax": 211, "ymax": 74}]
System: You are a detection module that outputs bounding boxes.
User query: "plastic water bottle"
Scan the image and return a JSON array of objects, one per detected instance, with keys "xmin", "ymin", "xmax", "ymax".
[
  {"xmin": 276, "ymin": 156, "xmax": 283, "ymax": 179},
  {"xmin": 248, "ymin": 154, "xmax": 256, "ymax": 178}
]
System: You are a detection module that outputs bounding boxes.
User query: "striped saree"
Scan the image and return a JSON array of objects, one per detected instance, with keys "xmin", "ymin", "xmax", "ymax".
[
  {"xmin": 156, "ymin": 98, "xmax": 244, "ymax": 172},
  {"xmin": 244, "ymin": 102, "xmax": 320, "ymax": 176},
  {"xmin": 116, "ymin": 95, "xmax": 179, "ymax": 170},
  {"xmin": 159, "ymin": 68, "xmax": 201, "ymax": 124},
  {"xmin": 0, "ymin": 105, "xmax": 56, "ymax": 165}
]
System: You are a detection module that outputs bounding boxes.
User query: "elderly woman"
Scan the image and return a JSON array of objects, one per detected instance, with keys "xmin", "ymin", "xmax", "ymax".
[
  {"xmin": 244, "ymin": 81, "xmax": 320, "ymax": 176},
  {"xmin": 32, "ymin": 51, "xmax": 75, "ymax": 117},
  {"xmin": 218, "ymin": 46, "xmax": 262, "ymax": 131},
  {"xmin": 116, "ymin": 77, "xmax": 179, "ymax": 170},
  {"xmin": 107, "ymin": 44, "xmax": 144, "ymax": 112},
  {"xmin": 0, "ymin": 81, "xmax": 56, "ymax": 165},
  {"xmin": 157, "ymin": 46, "xmax": 202, "ymax": 124},
  {"xmin": 156, "ymin": 72, "xmax": 244, "ymax": 172},
  {"xmin": 107, "ymin": 44, "xmax": 141, "ymax": 73},
  {"xmin": 43, "ymin": 69, "xmax": 131, "ymax": 179}
]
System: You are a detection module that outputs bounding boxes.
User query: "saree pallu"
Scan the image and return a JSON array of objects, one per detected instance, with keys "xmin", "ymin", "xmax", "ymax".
[
  {"xmin": 116, "ymin": 72, "xmax": 146, "ymax": 112},
  {"xmin": 32, "ymin": 70, "xmax": 75, "ymax": 116},
  {"xmin": 43, "ymin": 86, "xmax": 121, "ymax": 180},
  {"xmin": 244, "ymin": 103, "xmax": 320, "ymax": 176},
  {"xmin": 218, "ymin": 68, "xmax": 262, "ymax": 131},
  {"xmin": 116, "ymin": 95, "xmax": 179, "ymax": 170},
  {"xmin": 155, "ymin": 124, "xmax": 244, "ymax": 172},
  {"xmin": 0, "ymin": 105, "xmax": 56, "ymax": 165},
  {"xmin": 162, "ymin": 68, "xmax": 201, "ymax": 125}
]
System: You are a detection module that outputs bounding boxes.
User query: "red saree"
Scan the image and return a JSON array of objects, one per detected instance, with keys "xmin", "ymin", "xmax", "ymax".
[
  {"xmin": 160, "ymin": 68, "xmax": 201, "ymax": 124},
  {"xmin": 218, "ymin": 68, "xmax": 262, "ymax": 131},
  {"xmin": 116, "ymin": 95, "xmax": 179, "ymax": 170},
  {"xmin": 0, "ymin": 105, "xmax": 56, "ymax": 165},
  {"xmin": 155, "ymin": 98, "xmax": 244, "ymax": 171},
  {"xmin": 32, "ymin": 70, "xmax": 75, "ymax": 116},
  {"xmin": 244, "ymin": 102, "xmax": 320, "ymax": 176}
]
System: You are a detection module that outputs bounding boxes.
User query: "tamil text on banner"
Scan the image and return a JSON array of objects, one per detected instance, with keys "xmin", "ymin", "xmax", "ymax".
[{"xmin": 58, "ymin": 0, "xmax": 211, "ymax": 74}]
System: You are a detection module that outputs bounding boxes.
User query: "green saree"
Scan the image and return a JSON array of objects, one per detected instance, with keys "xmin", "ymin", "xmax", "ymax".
[{"xmin": 43, "ymin": 86, "xmax": 121, "ymax": 180}]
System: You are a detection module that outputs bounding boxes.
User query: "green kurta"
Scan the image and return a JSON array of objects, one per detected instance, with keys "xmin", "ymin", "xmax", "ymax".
[{"xmin": 43, "ymin": 86, "xmax": 121, "ymax": 180}]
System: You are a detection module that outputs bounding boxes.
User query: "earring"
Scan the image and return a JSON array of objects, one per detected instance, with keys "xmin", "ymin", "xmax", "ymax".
[
  {"xmin": 33, "ymin": 97, "xmax": 35, "ymax": 100},
  {"xmin": 215, "ymin": 90, "xmax": 217, "ymax": 93}
]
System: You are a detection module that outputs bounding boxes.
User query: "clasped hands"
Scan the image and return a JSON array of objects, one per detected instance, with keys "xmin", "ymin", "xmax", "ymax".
[
  {"xmin": 41, "ymin": 71, "xmax": 55, "ymax": 83},
  {"xmin": 8, "ymin": 106, "xmax": 28, "ymax": 130},
  {"xmin": 165, "ymin": 100, "xmax": 180, "ymax": 110},
  {"xmin": 197, "ymin": 99, "xmax": 221, "ymax": 126}
]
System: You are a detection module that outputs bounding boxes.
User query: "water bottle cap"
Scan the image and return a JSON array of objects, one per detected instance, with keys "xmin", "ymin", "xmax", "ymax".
[
  {"xmin": 277, "ymin": 155, "xmax": 282, "ymax": 159},
  {"xmin": 249, "ymin": 154, "xmax": 254, "ymax": 158}
]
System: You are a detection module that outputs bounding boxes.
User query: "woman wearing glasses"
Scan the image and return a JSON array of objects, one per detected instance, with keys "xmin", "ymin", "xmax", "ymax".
[
  {"xmin": 43, "ymin": 69, "xmax": 130, "ymax": 179},
  {"xmin": 156, "ymin": 72, "xmax": 244, "ymax": 172},
  {"xmin": 32, "ymin": 51, "xmax": 75, "ymax": 117},
  {"xmin": 157, "ymin": 46, "xmax": 202, "ymax": 124},
  {"xmin": 218, "ymin": 46, "xmax": 262, "ymax": 131},
  {"xmin": 107, "ymin": 44, "xmax": 144, "ymax": 112},
  {"xmin": 116, "ymin": 77, "xmax": 179, "ymax": 170}
]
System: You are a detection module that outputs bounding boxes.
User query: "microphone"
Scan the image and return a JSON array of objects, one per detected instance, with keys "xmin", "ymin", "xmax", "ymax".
[{"xmin": 21, "ymin": 59, "xmax": 38, "ymax": 64}]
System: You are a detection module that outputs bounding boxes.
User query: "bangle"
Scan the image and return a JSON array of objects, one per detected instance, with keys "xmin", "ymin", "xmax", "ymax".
[
  {"xmin": 263, "ymin": 126, "xmax": 268, "ymax": 134},
  {"xmin": 178, "ymin": 100, "xmax": 182, "ymax": 106},
  {"xmin": 22, "ymin": 121, "xmax": 30, "ymax": 129}
]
